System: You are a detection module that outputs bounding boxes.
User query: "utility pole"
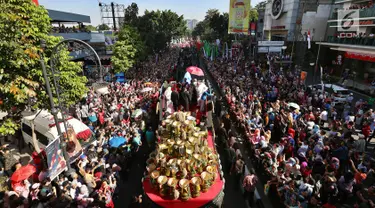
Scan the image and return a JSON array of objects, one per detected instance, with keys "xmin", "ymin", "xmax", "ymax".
[
  {"xmin": 314, "ymin": 37, "xmax": 322, "ymax": 84},
  {"xmin": 111, "ymin": 2, "xmax": 116, "ymax": 31}
]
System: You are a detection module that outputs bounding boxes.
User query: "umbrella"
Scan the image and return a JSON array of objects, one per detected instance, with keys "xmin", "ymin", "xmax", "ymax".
[
  {"xmin": 141, "ymin": 87, "xmax": 153, "ymax": 93},
  {"xmin": 132, "ymin": 109, "xmax": 143, "ymax": 118},
  {"xmin": 186, "ymin": 66, "xmax": 204, "ymax": 76},
  {"xmin": 109, "ymin": 136, "xmax": 127, "ymax": 148},
  {"xmin": 11, "ymin": 164, "xmax": 36, "ymax": 182},
  {"xmin": 288, "ymin": 102, "xmax": 300, "ymax": 110}
]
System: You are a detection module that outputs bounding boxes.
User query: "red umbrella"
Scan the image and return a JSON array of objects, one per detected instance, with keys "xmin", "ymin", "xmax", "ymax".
[
  {"xmin": 186, "ymin": 66, "xmax": 204, "ymax": 77},
  {"xmin": 11, "ymin": 164, "xmax": 36, "ymax": 182}
]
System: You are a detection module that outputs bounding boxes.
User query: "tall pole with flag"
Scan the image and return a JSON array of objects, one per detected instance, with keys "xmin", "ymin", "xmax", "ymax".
[{"xmin": 307, "ymin": 29, "xmax": 311, "ymax": 49}]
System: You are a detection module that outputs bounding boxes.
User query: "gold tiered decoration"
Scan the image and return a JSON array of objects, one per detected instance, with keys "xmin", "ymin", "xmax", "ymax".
[{"xmin": 146, "ymin": 112, "xmax": 218, "ymax": 200}]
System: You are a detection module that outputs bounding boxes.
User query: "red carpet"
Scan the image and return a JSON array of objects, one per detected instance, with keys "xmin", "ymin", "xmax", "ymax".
[{"xmin": 143, "ymin": 131, "xmax": 224, "ymax": 208}]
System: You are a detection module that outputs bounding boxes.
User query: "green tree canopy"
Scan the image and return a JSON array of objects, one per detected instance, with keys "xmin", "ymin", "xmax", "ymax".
[
  {"xmin": 113, "ymin": 3, "xmax": 187, "ymax": 72},
  {"xmin": 255, "ymin": 1, "xmax": 267, "ymax": 10},
  {"xmin": 193, "ymin": 8, "xmax": 258, "ymax": 43},
  {"xmin": 111, "ymin": 25, "xmax": 140, "ymax": 73},
  {"xmin": 85, "ymin": 25, "xmax": 97, "ymax": 31},
  {"xmin": 123, "ymin": 3, "xmax": 139, "ymax": 27},
  {"xmin": 0, "ymin": 0, "xmax": 87, "ymax": 135},
  {"xmin": 97, "ymin": 23, "xmax": 110, "ymax": 31}
]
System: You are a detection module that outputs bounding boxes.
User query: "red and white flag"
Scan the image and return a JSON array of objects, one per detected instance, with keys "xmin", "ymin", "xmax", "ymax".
[{"xmin": 307, "ymin": 29, "xmax": 311, "ymax": 49}]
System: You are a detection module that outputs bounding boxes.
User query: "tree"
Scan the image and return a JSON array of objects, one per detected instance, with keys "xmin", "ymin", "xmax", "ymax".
[
  {"xmin": 123, "ymin": 3, "xmax": 139, "ymax": 27},
  {"xmin": 85, "ymin": 25, "xmax": 97, "ymax": 31},
  {"xmin": 97, "ymin": 23, "xmax": 110, "ymax": 31},
  {"xmin": 0, "ymin": 0, "xmax": 87, "ymax": 136},
  {"xmin": 136, "ymin": 9, "xmax": 187, "ymax": 54},
  {"xmin": 111, "ymin": 25, "xmax": 139, "ymax": 73},
  {"xmin": 248, "ymin": 8, "xmax": 259, "ymax": 22},
  {"xmin": 193, "ymin": 8, "xmax": 258, "ymax": 43},
  {"xmin": 255, "ymin": 1, "xmax": 267, "ymax": 10}
]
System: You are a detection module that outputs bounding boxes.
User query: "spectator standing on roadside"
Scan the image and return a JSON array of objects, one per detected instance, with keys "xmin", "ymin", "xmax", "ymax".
[
  {"xmin": 232, "ymin": 152, "xmax": 245, "ymax": 190},
  {"xmin": 243, "ymin": 169, "xmax": 258, "ymax": 207}
]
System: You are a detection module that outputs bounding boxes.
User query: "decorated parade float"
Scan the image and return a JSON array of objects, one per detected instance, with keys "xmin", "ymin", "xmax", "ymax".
[{"xmin": 143, "ymin": 111, "xmax": 224, "ymax": 208}]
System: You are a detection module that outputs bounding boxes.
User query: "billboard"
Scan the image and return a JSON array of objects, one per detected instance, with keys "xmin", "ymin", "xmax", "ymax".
[
  {"xmin": 228, "ymin": 0, "xmax": 251, "ymax": 34},
  {"xmin": 46, "ymin": 138, "xmax": 67, "ymax": 180}
]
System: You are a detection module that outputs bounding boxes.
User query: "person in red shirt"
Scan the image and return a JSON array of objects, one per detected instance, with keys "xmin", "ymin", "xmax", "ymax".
[{"xmin": 362, "ymin": 122, "xmax": 371, "ymax": 142}]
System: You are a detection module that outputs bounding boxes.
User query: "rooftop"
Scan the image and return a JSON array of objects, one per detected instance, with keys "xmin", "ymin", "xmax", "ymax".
[{"xmin": 47, "ymin": 9, "xmax": 91, "ymax": 23}]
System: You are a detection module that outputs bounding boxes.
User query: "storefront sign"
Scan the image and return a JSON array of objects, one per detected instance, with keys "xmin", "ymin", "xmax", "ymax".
[
  {"xmin": 345, "ymin": 52, "xmax": 375, "ymax": 62},
  {"xmin": 258, "ymin": 47, "xmax": 269, "ymax": 53},
  {"xmin": 249, "ymin": 22, "xmax": 256, "ymax": 36},
  {"xmin": 268, "ymin": 46, "xmax": 282, "ymax": 52},
  {"xmin": 337, "ymin": 33, "xmax": 359, "ymax": 38},
  {"xmin": 271, "ymin": 26, "xmax": 286, "ymax": 29},
  {"xmin": 359, "ymin": 20, "xmax": 374, "ymax": 25},
  {"xmin": 300, "ymin": 71, "xmax": 307, "ymax": 82},
  {"xmin": 271, "ymin": 0, "xmax": 284, "ymax": 20},
  {"xmin": 258, "ymin": 41, "xmax": 284, "ymax": 46}
]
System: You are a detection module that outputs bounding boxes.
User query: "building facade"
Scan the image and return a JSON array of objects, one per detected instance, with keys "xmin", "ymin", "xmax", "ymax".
[
  {"xmin": 257, "ymin": 9, "xmax": 265, "ymax": 40},
  {"xmin": 317, "ymin": 0, "xmax": 375, "ymax": 93},
  {"xmin": 186, "ymin": 19, "xmax": 198, "ymax": 30},
  {"xmin": 263, "ymin": 0, "xmax": 332, "ymax": 41}
]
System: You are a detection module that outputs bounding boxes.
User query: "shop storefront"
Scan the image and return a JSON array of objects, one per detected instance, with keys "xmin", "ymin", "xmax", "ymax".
[{"xmin": 341, "ymin": 52, "xmax": 375, "ymax": 91}]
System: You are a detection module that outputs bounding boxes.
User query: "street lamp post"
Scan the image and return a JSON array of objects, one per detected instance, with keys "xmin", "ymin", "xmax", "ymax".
[
  {"xmin": 40, "ymin": 40, "xmax": 73, "ymax": 173},
  {"xmin": 40, "ymin": 38, "xmax": 104, "ymax": 175}
]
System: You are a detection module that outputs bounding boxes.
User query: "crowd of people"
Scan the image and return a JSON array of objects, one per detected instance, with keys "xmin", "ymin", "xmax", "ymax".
[
  {"xmin": 2, "ymin": 49, "xmax": 180, "ymax": 208},
  {"xmin": 51, "ymin": 24, "xmax": 90, "ymax": 33},
  {"xmin": 206, "ymin": 53, "xmax": 375, "ymax": 208},
  {"xmin": 348, "ymin": 1, "xmax": 374, "ymax": 10}
]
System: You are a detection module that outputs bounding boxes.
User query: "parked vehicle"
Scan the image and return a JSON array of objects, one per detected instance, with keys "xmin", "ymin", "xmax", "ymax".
[
  {"xmin": 325, "ymin": 84, "xmax": 350, "ymax": 104},
  {"xmin": 21, "ymin": 110, "xmax": 94, "ymax": 156}
]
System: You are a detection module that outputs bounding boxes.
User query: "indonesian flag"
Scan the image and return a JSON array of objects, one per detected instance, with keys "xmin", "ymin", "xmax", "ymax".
[
  {"xmin": 307, "ymin": 29, "xmax": 311, "ymax": 49},
  {"xmin": 32, "ymin": 0, "xmax": 39, "ymax": 5}
]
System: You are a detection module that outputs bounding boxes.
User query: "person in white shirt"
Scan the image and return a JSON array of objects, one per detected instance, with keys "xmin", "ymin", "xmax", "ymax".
[
  {"xmin": 320, "ymin": 110, "xmax": 328, "ymax": 123},
  {"xmin": 81, "ymin": 104, "xmax": 89, "ymax": 122},
  {"xmin": 346, "ymin": 93, "xmax": 354, "ymax": 104}
]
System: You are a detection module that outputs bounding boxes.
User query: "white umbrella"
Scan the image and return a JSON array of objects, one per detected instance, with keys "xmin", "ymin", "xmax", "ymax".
[
  {"xmin": 92, "ymin": 82, "xmax": 109, "ymax": 95},
  {"xmin": 287, "ymin": 102, "xmax": 300, "ymax": 110},
  {"xmin": 132, "ymin": 109, "xmax": 143, "ymax": 118},
  {"xmin": 141, "ymin": 87, "xmax": 153, "ymax": 93}
]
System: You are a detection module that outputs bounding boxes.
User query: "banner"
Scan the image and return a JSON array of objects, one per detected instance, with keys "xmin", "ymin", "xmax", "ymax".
[
  {"xmin": 228, "ymin": 0, "xmax": 251, "ymax": 34},
  {"xmin": 64, "ymin": 128, "xmax": 83, "ymax": 164},
  {"xmin": 300, "ymin": 71, "xmax": 307, "ymax": 82},
  {"xmin": 225, "ymin": 42, "xmax": 228, "ymax": 58},
  {"xmin": 345, "ymin": 52, "xmax": 375, "ymax": 62},
  {"xmin": 320, "ymin": 66, "xmax": 324, "ymax": 94},
  {"xmin": 46, "ymin": 138, "xmax": 67, "ymax": 180}
]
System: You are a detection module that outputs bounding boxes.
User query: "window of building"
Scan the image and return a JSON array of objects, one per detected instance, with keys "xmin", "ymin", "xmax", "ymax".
[{"xmin": 259, "ymin": 19, "xmax": 263, "ymax": 23}]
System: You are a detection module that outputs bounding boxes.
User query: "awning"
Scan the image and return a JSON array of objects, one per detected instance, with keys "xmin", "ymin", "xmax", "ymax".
[{"xmin": 344, "ymin": 52, "xmax": 375, "ymax": 62}]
